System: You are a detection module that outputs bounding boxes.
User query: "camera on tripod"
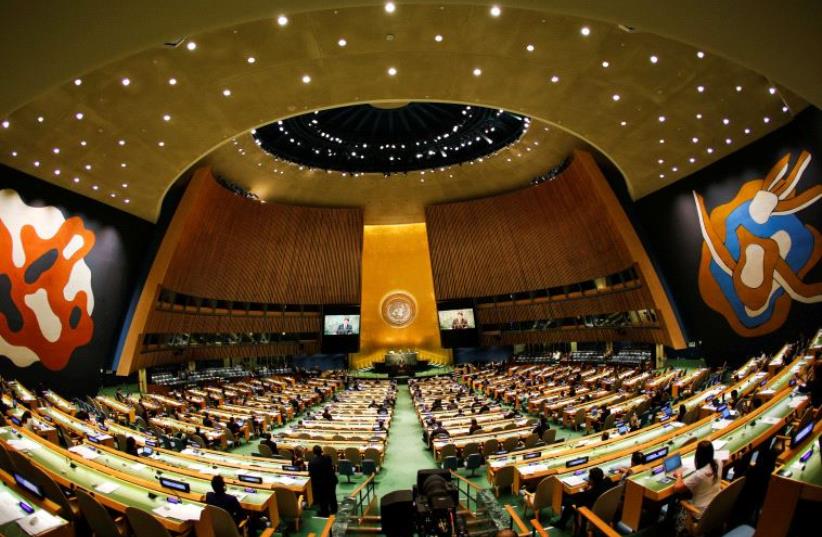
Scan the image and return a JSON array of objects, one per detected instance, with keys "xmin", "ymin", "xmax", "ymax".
[{"xmin": 381, "ymin": 469, "xmax": 467, "ymax": 537}]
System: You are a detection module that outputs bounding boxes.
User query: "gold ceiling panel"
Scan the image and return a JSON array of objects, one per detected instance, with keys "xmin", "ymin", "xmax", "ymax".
[{"xmin": 0, "ymin": 4, "xmax": 805, "ymax": 222}]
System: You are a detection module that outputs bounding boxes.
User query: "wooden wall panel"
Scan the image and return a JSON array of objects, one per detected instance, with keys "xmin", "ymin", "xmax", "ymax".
[
  {"xmin": 136, "ymin": 341, "xmax": 321, "ymax": 369},
  {"xmin": 144, "ymin": 311, "xmax": 320, "ymax": 334},
  {"xmin": 480, "ymin": 327, "xmax": 663, "ymax": 346}
]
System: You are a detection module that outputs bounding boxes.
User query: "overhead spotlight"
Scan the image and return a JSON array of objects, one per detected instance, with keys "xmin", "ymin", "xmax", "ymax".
[
  {"xmin": 763, "ymin": 116, "xmax": 770, "ymax": 123},
  {"xmin": 168, "ymin": 78, "xmax": 177, "ymax": 85},
  {"xmin": 74, "ymin": 79, "xmax": 82, "ymax": 86},
  {"xmin": 707, "ymin": 147, "xmax": 714, "ymax": 154},
  {"xmin": 73, "ymin": 177, "xmax": 80, "ymax": 183},
  {"xmin": 222, "ymin": 88, "xmax": 232, "ymax": 96},
  {"xmin": 92, "ymin": 185, "xmax": 99, "ymax": 191},
  {"xmin": 744, "ymin": 128, "xmax": 751, "ymax": 134},
  {"xmin": 37, "ymin": 116, "xmax": 44, "ymax": 123},
  {"xmin": 689, "ymin": 157, "xmax": 696, "ymax": 163},
  {"xmin": 580, "ymin": 26, "xmax": 591, "ymax": 36},
  {"xmin": 735, "ymin": 85, "xmax": 742, "ymax": 92},
  {"xmin": 490, "ymin": 5, "xmax": 501, "ymax": 17},
  {"xmin": 725, "ymin": 138, "xmax": 732, "ymax": 145},
  {"xmin": 385, "ymin": 2, "xmax": 396, "ymax": 14},
  {"xmin": 52, "ymin": 147, "xmax": 60, "ymax": 154},
  {"xmin": 118, "ymin": 139, "xmax": 126, "ymax": 146},
  {"xmin": 75, "ymin": 112, "xmax": 84, "ymax": 120},
  {"xmin": 472, "ymin": 67, "xmax": 482, "ymax": 76},
  {"xmin": 619, "ymin": 121, "xmax": 627, "ymax": 126},
  {"xmin": 526, "ymin": 44, "xmax": 535, "ymax": 52},
  {"xmin": 601, "ymin": 60, "xmax": 610, "ymax": 68},
  {"xmin": 691, "ymin": 137, "xmax": 699, "ymax": 143},
  {"xmin": 247, "ymin": 57, "xmax": 256, "ymax": 63},
  {"xmin": 121, "ymin": 77, "xmax": 131, "ymax": 86},
  {"xmin": 158, "ymin": 141, "xmax": 165, "ymax": 146},
  {"xmin": 1, "ymin": 120, "xmax": 8, "ymax": 128},
  {"xmin": 33, "ymin": 161, "xmax": 40, "ymax": 167},
  {"xmin": 434, "ymin": 34, "xmax": 443, "ymax": 42},
  {"xmin": 387, "ymin": 66, "xmax": 397, "ymax": 76},
  {"xmin": 695, "ymin": 113, "xmax": 703, "ymax": 119},
  {"xmin": 611, "ymin": 94, "xmax": 620, "ymax": 101},
  {"xmin": 550, "ymin": 75, "xmax": 560, "ymax": 83},
  {"xmin": 696, "ymin": 51, "xmax": 705, "ymax": 59},
  {"xmin": 696, "ymin": 85, "xmax": 704, "ymax": 93},
  {"xmin": 277, "ymin": 14, "xmax": 289, "ymax": 26},
  {"xmin": 722, "ymin": 118, "xmax": 730, "ymax": 125},
  {"xmin": 338, "ymin": 38, "xmax": 347, "ymax": 47},
  {"xmin": 162, "ymin": 114, "xmax": 171, "ymax": 121},
  {"xmin": 649, "ymin": 55, "xmax": 658, "ymax": 63},
  {"xmin": 768, "ymin": 86, "xmax": 777, "ymax": 95},
  {"xmin": 658, "ymin": 115, "xmax": 666, "ymax": 122},
  {"xmin": 186, "ymin": 41, "xmax": 197, "ymax": 51}
]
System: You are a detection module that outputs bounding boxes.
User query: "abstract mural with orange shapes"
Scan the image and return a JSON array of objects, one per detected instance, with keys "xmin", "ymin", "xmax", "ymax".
[
  {"xmin": 0, "ymin": 189, "xmax": 95, "ymax": 370},
  {"xmin": 694, "ymin": 151, "xmax": 822, "ymax": 337}
]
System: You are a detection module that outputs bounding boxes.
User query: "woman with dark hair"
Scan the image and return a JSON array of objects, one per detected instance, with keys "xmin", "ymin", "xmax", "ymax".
[{"xmin": 673, "ymin": 440, "xmax": 721, "ymax": 528}]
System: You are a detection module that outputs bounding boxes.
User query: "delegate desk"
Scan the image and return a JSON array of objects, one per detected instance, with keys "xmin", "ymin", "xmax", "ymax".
[
  {"xmin": 671, "ymin": 368, "xmax": 708, "ymax": 398},
  {"xmin": 757, "ymin": 420, "xmax": 822, "ymax": 537},
  {"xmin": 39, "ymin": 407, "xmax": 116, "ymax": 448},
  {"xmin": 431, "ymin": 426, "xmax": 533, "ymax": 457},
  {"xmin": 150, "ymin": 417, "xmax": 226, "ymax": 448},
  {"xmin": 276, "ymin": 437, "xmax": 386, "ymax": 462},
  {"xmin": 620, "ymin": 389, "xmax": 809, "ymax": 531},
  {"xmin": 0, "ymin": 468, "xmax": 73, "ymax": 537},
  {"xmin": 1, "ymin": 428, "xmax": 206, "ymax": 535},
  {"xmin": 43, "ymin": 391, "xmax": 76, "ymax": 416}
]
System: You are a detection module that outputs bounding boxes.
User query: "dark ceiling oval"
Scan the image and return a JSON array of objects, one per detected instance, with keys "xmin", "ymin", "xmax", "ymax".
[{"xmin": 252, "ymin": 102, "xmax": 529, "ymax": 174}]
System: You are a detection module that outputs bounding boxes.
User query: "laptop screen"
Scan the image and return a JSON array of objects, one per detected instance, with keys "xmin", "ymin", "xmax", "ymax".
[
  {"xmin": 14, "ymin": 473, "xmax": 44, "ymax": 500},
  {"xmin": 663, "ymin": 453, "xmax": 682, "ymax": 473}
]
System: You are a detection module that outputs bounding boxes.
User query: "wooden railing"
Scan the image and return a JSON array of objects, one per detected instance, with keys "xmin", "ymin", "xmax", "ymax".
[
  {"xmin": 505, "ymin": 504, "xmax": 532, "ymax": 537},
  {"xmin": 349, "ymin": 472, "xmax": 377, "ymax": 517},
  {"xmin": 449, "ymin": 469, "xmax": 487, "ymax": 515}
]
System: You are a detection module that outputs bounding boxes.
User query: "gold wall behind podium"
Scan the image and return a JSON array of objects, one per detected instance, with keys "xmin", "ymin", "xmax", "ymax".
[{"xmin": 351, "ymin": 223, "xmax": 451, "ymax": 369}]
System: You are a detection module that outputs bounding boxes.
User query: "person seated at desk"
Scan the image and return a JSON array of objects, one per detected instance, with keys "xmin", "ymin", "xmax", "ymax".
[
  {"xmin": 468, "ymin": 418, "xmax": 482, "ymax": 435},
  {"xmin": 125, "ymin": 436, "xmax": 139, "ymax": 456},
  {"xmin": 615, "ymin": 451, "xmax": 644, "ymax": 481},
  {"xmin": 227, "ymin": 417, "xmax": 241, "ymax": 437},
  {"xmin": 431, "ymin": 422, "xmax": 450, "ymax": 440},
  {"xmin": 478, "ymin": 403, "xmax": 491, "ymax": 414},
  {"xmin": 374, "ymin": 420, "xmax": 386, "ymax": 432},
  {"xmin": 533, "ymin": 416, "xmax": 550, "ymax": 438},
  {"xmin": 20, "ymin": 411, "xmax": 35, "ymax": 432},
  {"xmin": 671, "ymin": 440, "xmax": 722, "ymax": 529},
  {"xmin": 554, "ymin": 467, "xmax": 613, "ymax": 532},
  {"xmin": 202, "ymin": 412, "xmax": 214, "ymax": 428},
  {"xmin": 322, "ymin": 408, "xmax": 334, "ymax": 421},
  {"xmin": 260, "ymin": 433, "xmax": 278, "ymax": 454},
  {"xmin": 629, "ymin": 412, "xmax": 641, "ymax": 431},
  {"xmin": 368, "ymin": 399, "xmax": 379, "ymax": 408},
  {"xmin": 676, "ymin": 404, "xmax": 687, "ymax": 424},
  {"xmin": 206, "ymin": 475, "xmax": 246, "ymax": 528},
  {"xmin": 595, "ymin": 405, "xmax": 611, "ymax": 432},
  {"xmin": 431, "ymin": 398, "xmax": 443, "ymax": 411}
]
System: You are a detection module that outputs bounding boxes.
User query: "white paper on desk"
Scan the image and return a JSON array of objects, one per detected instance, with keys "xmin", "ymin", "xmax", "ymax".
[
  {"xmin": 561, "ymin": 475, "xmax": 586, "ymax": 487},
  {"xmin": 715, "ymin": 450, "xmax": 731, "ymax": 461},
  {"xmin": 789, "ymin": 397, "xmax": 808, "ymax": 408},
  {"xmin": 153, "ymin": 503, "xmax": 204, "ymax": 522},
  {"xmin": 711, "ymin": 419, "xmax": 733, "ymax": 430},
  {"xmin": 711, "ymin": 440, "xmax": 728, "ymax": 450},
  {"xmin": 6, "ymin": 439, "xmax": 40, "ymax": 452},
  {"xmin": 95, "ymin": 482, "xmax": 119, "ymax": 494},
  {"xmin": 0, "ymin": 491, "xmax": 25, "ymax": 525},
  {"xmin": 16, "ymin": 511, "xmax": 64, "ymax": 536},
  {"xmin": 761, "ymin": 416, "xmax": 780, "ymax": 425},
  {"xmin": 69, "ymin": 445, "xmax": 99, "ymax": 460},
  {"xmin": 130, "ymin": 463, "xmax": 147, "ymax": 471}
]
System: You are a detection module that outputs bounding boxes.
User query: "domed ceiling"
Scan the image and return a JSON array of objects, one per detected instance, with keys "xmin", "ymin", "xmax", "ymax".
[{"xmin": 0, "ymin": 2, "xmax": 811, "ymax": 224}]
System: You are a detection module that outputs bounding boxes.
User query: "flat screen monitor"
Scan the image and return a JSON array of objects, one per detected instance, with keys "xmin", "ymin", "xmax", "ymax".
[
  {"xmin": 438, "ymin": 309, "xmax": 476, "ymax": 330},
  {"xmin": 791, "ymin": 422, "xmax": 814, "ymax": 449},
  {"xmin": 139, "ymin": 447, "xmax": 153, "ymax": 456},
  {"xmin": 524, "ymin": 452, "xmax": 541, "ymax": 460},
  {"xmin": 159, "ymin": 477, "xmax": 190, "ymax": 494},
  {"xmin": 323, "ymin": 315, "xmax": 361, "ymax": 336},
  {"xmin": 663, "ymin": 453, "xmax": 682, "ymax": 473},
  {"xmin": 565, "ymin": 456, "xmax": 588, "ymax": 468},
  {"xmin": 238, "ymin": 474, "xmax": 262, "ymax": 484},
  {"xmin": 643, "ymin": 447, "xmax": 669, "ymax": 464},
  {"xmin": 14, "ymin": 473, "xmax": 44, "ymax": 500}
]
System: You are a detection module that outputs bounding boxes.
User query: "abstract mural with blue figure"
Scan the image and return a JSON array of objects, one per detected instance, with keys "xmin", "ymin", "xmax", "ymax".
[{"xmin": 693, "ymin": 151, "xmax": 822, "ymax": 336}]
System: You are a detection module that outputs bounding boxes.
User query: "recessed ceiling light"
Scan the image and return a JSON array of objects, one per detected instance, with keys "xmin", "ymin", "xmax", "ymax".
[
  {"xmin": 763, "ymin": 116, "xmax": 770, "ymax": 123},
  {"xmin": 489, "ymin": 5, "xmax": 501, "ymax": 17},
  {"xmin": 72, "ymin": 78, "xmax": 82, "ymax": 87},
  {"xmin": 110, "ymin": 193, "xmax": 116, "ymax": 198},
  {"xmin": 768, "ymin": 87, "xmax": 777, "ymax": 95},
  {"xmin": 601, "ymin": 61, "xmax": 609, "ymax": 68},
  {"xmin": 118, "ymin": 139, "xmax": 126, "ymax": 146},
  {"xmin": 186, "ymin": 41, "xmax": 197, "ymax": 51},
  {"xmin": 657, "ymin": 159, "xmax": 664, "ymax": 164},
  {"xmin": 1, "ymin": 120, "xmax": 9, "ymax": 128},
  {"xmin": 84, "ymin": 164, "xmax": 91, "ymax": 170},
  {"xmin": 744, "ymin": 128, "xmax": 751, "ymax": 134},
  {"xmin": 52, "ymin": 147, "xmax": 60, "ymax": 154},
  {"xmin": 121, "ymin": 183, "xmax": 128, "ymax": 188},
  {"xmin": 550, "ymin": 75, "xmax": 559, "ymax": 83},
  {"xmin": 33, "ymin": 161, "xmax": 40, "ymax": 167},
  {"xmin": 338, "ymin": 38, "xmax": 348, "ymax": 47},
  {"xmin": 695, "ymin": 113, "xmax": 703, "ymax": 119},
  {"xmin": 301, "ymin": 75, "xmax": 311, "ymax": 84},
  {"xmin": 158, "ymin": 141, "xmax": 165, "ymax": 147},
  {"xmin": 658, "ymin": 139, "xmax": 665, "ymax": 144},
  {"xmin": 659, "ymin": 173, "xmax": 665, "ymax": 179},
  {"xmin": 92, "ymin": 185, "xmax": 99, "ymax": 191},
  {"xmin": 689, "ymin": 157, "xmax": 696, "ymax": 163},
  {"xmin": 124, "ymin": 198, "xmax": 130, "ymax": 204},
  {"xmin": 37, "ymin": 116, "xmax": 44, "ymax": 123},
  {"xmin": 53, "ymin": 169, "xmax": 60, "ymax": 175},
  {"xmin": 80, "ymin": 140, "xmax": 87, "ymax": 146},
  {"xmin": 11, "ymin": 151, "xmax": 17, "ymax": 157},
  {"xmin": 620, "ymin": 121, "xmax": 627, "ymax": 126},
  {"xmin": 707, "ymin": 147, "xmax": 714, "ymax": 154},
  {"xmin": 472, "ymin": 68, "xmax": 482, "ymax": 76},
  {"xmin": 121, "ymin": 77, "xmax": 130, "ymax": 86},
  {"xmin": 385, "ymin": 2, "xmax": 396, "ymax": 14},
  {"xmin": 735, "ymin": 85, "xmax": 743, "ymax": 92},
  {"xmin": 696, "ymin": 51, "xmax": 705, "ymax": 59},
  {"xmin": 722, "ymin": 118, "xmax": 730, "ymax": 125},
  {"xmin": 696, "ymin": 85, "xmax": 704, "ymax": 93},
  {"xmin": 222, "ymin": 88, "xmax": 232, "ymax": 96},
  {"xmin": 725, "ymin": 138, "xmax": 732, "ymax": 145},
  {"xmin": 168, "ymin": 78, "xmax": 177, "ymax": 86},
  {"xmin": 247, "ymin": 57, "xmax": 256, "ymax": 63},
  {"xmin": 73, "ymin": 177, "xmax": 80, "ymax": 183},
  {"xmin": 120, "ymin": 162, "xmax": 127, "ymax": 168},
  {"xmin": 526, "ymin": 44, "xmax": 535, "ymax": 52},
  {"xmin": 649, "ymin": 55, "xmax": 658, "ymax": 64},
  {"xmin": 611, "ymin": 94, "xmax": 620, "ymax": 101},
  {"xmin": 658, "ymin": 115, "xmax": 666, "ymax": 122},
  {"xmin": 75, "ymin": 112, "xmax": 84, "ymax": 120},
  {"xmin": 434, "ymin": 35, "xmax": 443, "ymax": 43},
  {"xmin": 163, "ymin": 114, "xmax": 171, "ymax": 121},
  {"xmin": 782, "ymin": 105, "xmax": 789, "ymax": 113},
  {"xmin": 671, "ymin": 166, "xmax": 678, "ymax": 172},
  {"xmin": 692, "ymin": 137, "xmax": 699, "ymax": 143},
  {"xmin": 580, "ymin": 26, "xmax": 591, "ymax": 36},
  {"xmin": 277, "ymin": 15, "xmax": 289, "ymax": 26},
  {"xmin": 387, "ymin": 67, "xmax": 397, "ymax": 76}
]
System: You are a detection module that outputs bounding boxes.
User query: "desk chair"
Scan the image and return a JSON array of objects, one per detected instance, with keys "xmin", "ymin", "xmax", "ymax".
[
  {"xmin": 275, "ymin": 487, "xmax": 305, "ymax": 530},
  {"xmin": 362, "ymin": 458, "xmax": 378, "ymax": 476},
  {"xmin": 464, "ymin": 453, "xmax": 483, "ymax": 476},
  {"xmin": 441, "ymin": 456, "xmax": 459, "ymax": 472},
  {"xmin": 76, "ymin": 488, "xmax": 127, "ymax": 537},
  {"xmin": 492, "ymin": 465, "xmax": 515, "ymax": 497},
  {"xmin": 502, "ymin": 437, "xmax": 518, "ymax": 453},
  {"xmin": 201, "ymin": 505, "xmax": 249, "ymax": 537},
  {"xmin": 338, "ymin": 460, "xmax": 354, "ymax": 483},
  {"xmin": 28, "ymin": 464, "xmax": 80, "ymax": 521},
  {"xmin": 438, "ymin": 443, "xmax": 457, "ymax": 462},
  {"xmin": 577, "ymin": 483, "xmax": 624, "ymax": 537},
  {"xmin": 523, "ymin": 476, "xmax": 558, "ymax": 522},
  {"xmin": 483, "ymin": 438, "xmax": 499, "ymax": 456},
  {"xmin": 542, "ymin": 429, "xmax": 556, "ymax": 444},
  {"xmin": 125, "ymin": 507, "xmax": 174, "ymax": 537},
  {"xmin": 680, "ymin": 477, "xmax": 746, "ymax": 537},
  {"xmin": 344, "ymin": 448, "xmax": 362, "ymax": 467},
  {"xmin": 364, "ymin": 448, "xmax": 381, "ymax": 469},
  {"xmin": 257, "ymin": 443, "xmax": 274, "ymax": 458},
  {"xmin": 323, "ymin": 446, "xmax": 339, "ymax": 465}
]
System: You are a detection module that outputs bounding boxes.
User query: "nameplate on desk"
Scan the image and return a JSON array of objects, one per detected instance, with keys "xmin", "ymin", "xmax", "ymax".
[
  {"xmin": 238, "ymin": 474, "xmax": 262, "ymax": 484},
  {"xmin": 87, "ymin": 435, "xmax": 101, "ymax": 444},
  {"xmin": 159, "ymin": 477, "xmax": 190, "ymax": 493},
  {"xmin": 281, "ymin": 465, "xmax": 301, "ymax": 471},
  {"xmin": 523, "ymin": 452, "xmax": 541, "ymax": 460},
  {"xmin": 145, "ymin": 440, "xmax": 158, "ymax": 447}
]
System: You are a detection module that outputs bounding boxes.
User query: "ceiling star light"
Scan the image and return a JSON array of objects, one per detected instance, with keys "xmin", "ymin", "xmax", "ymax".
[
  {"xmin": 74, "ymin": 79, "xmax": 82, "ymax": 86},
  {"xmin": 158, "ymin": 141, "xmax": 165, "ymax": 146},
  {"xmin": 601, "ymin": 60, "xmax": 610, "ymax": 68},
  {"xmin": 550, "ymin": 75, "xmax": 559, "ymax": 83},
  {"xmin": 620, "ymin": 121, "xmax": 627, "ymax": 126},
  {"xmin": 37, "ymin": 116, "xmax": 44, "ymax": 123},
  {"xmin": 52, "ymin": 147, "xmax": 60, "ymax": 154},
  {"xmin": 53, "ymin": 169, "xmax": 60, "ymax": 175},
  {"xmin": 387, "ymin": 67, "xmax": 397, "ymax": 76},
  {"xmin": 763, "ymin": 116, "xmax": 771, "ymax": 123},
  {"xmin": 0, "ymin": 120, "xmax": 8, "ymax": 128},
  {"xmin": 247, "ymin": 57, "xmax": 256, "ymax": 63},
  {"xmin": 80, "ymin": 140, "xmax": 87, "ymax": 146},
  {"xmin": 75, "ymin": 112, "xmax": 84, "ymax": 120},
  {"xmin": 277, "ymin": 14, "xmax": 288, "ymax": 26},
  {"xmin": 744, "ymin": 128, "xmax": 751, "ymax": 134},
  {"xmin": 692, "ymin": 137, "xmax": 699, "ymax": 143},
  {"xmin": 707, "ymin": 147, "xmax": 714, "ymax": 154},
  {"xmin": 697, "ymin": 51, "xmax": 705, "ymax": 58},
  {"xmin": 73, "ymin": 177, "xmax": 80, "ymax": 183},
  {"xmin": 658, "ymin": 115, "xmax": 666, "ymax": 122},
  {"xmin": 84, "ymin": 164, "xmax": 91, "ymax": 170},
  {"xmin": 768, "ymin": 86, "xmax": 777, "ymax": 95},
  {"xmin": 611, "ymin": 94, "xmax": 620, "ymax": 101},
  {"xmin": 696, "ymin": 113, "xmax": 703, "ymax": 119},
  {"xmin": 722, "ymin": 118, "xmax": 730, "ymax": 125},
  {"xmin": 162, "ymin": 114, "xmax": 171, "ymax": 121},
  {"xmin": 472, "ymin": 67, "xmax": 482, "ymax": 76},
  {"xmin": 186, "ymin": 41, "xmax": 197, "ymax": 51},
  {"xmin": 526, "ymin": 44, "xmax": 534, "ymax": 52},
  {"xmin": 121, "ymin": 183, "xmax": 128, "ymax": 188},
  {"xmin": 696, "ymin": 85, "xmax": 705, "ymax": 93},
  {"xmin": 222, "ymin": 88, "xmax": 232, "ymax": 96},
  {"xmin": 121, "ymin": 77, "xmax": 130, "ymax": 86},
  {"xmin": 168, "ymin": 78, "xmax": 177, "ymax": 85},
  {"xmin": 649, "ymin": 55, "xmax": 659, "ymax": 63},
  {"xmin": 580, "ymin": 26, "xmax": 591, "ymax": 36},
  {"xmin": 725, "ymin": 138, "xmax": 733, "ymax": 144},
  {"xmin": 33, "ymin": 161, "xmax": 40, "ymax": 167},
  {"xmin": 434, "ymin": 35, "xmax": 443, "ymax": 42},
  {"xmin": 385, "ymin": 2, "xmax": 396, "ymax": 14},
  {"xmin": 689, "ymin": 157, "xmax": 696, "ymax": 163},
  {"xmin": 489, "ymin": 5, "xmax": 501, "ymax": 17},
  {"xmin": 338, "ymin": 38, "xmax": 348, "ymax": 47},
  {"xmin": 92, "ymin": 185, "xmax": 99, "ymax": 190},
  {"xmin": 124, "ymin": 199, "xmax": 130, "ymax": 204},
  {"xmin": 735, "ymin": 85, "xmax": 743, "ymax": 92}
]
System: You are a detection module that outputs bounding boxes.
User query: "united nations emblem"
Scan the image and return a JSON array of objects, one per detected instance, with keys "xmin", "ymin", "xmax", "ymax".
[
  {"xmin": 693, "ymin": 151, "xmax": 821, "ymax": 336},
  {"xmin": 380, "ymin": 291, "xmax": 417, "ymax": 328}
]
